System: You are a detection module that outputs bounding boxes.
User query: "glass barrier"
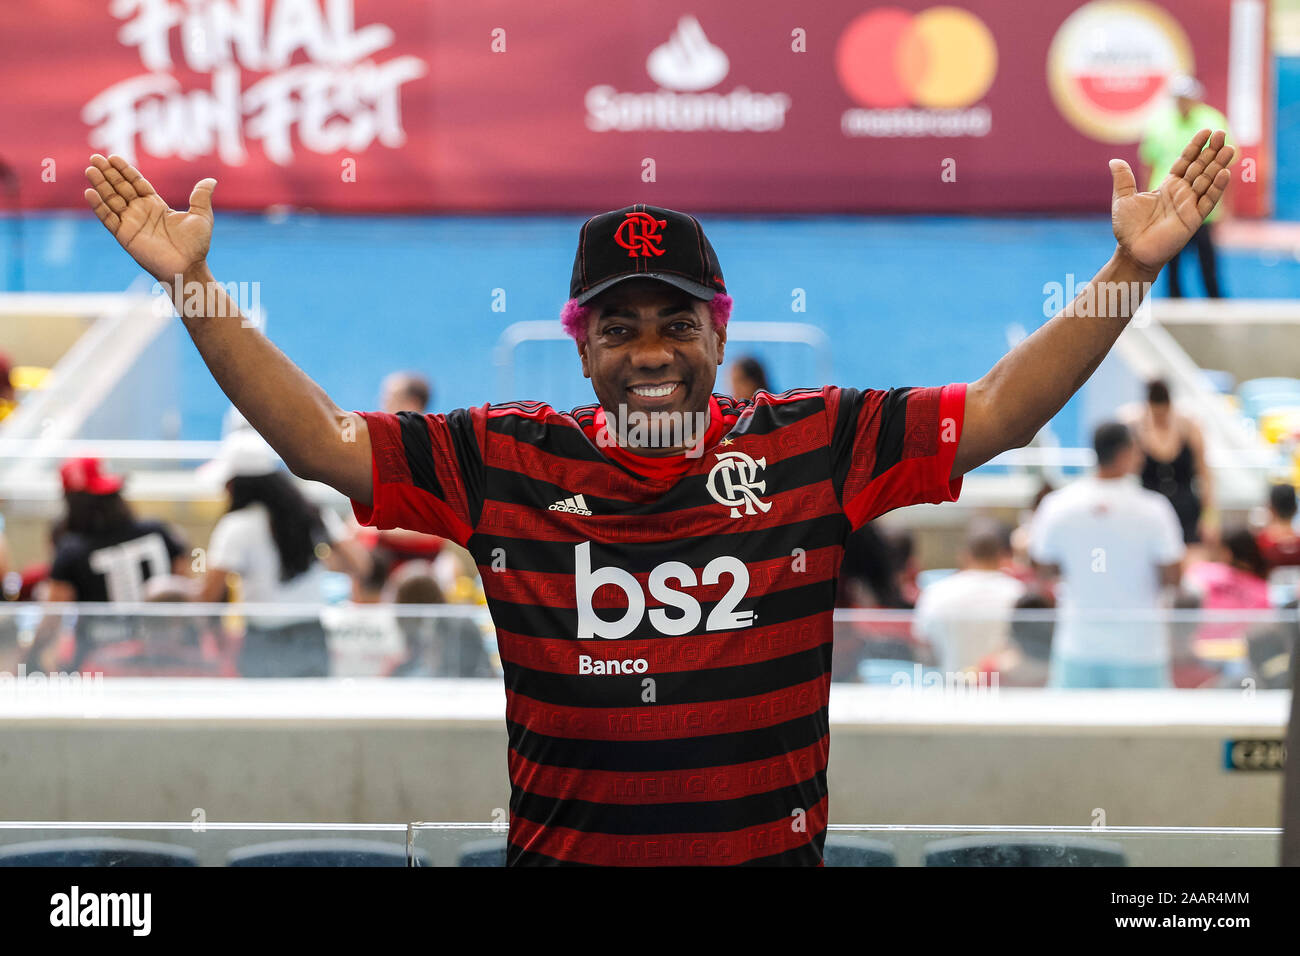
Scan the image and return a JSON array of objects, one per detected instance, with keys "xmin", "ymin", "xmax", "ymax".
[
  {"xmin": 407, "ymin": 823, "xmax": 1281, "ymax": 867},
  {"xmin": 0, "ymin": 823, "xmax": 411, "ymax": 868},
  {"xmin": 0, "ymin": 823, "xmax": 1278, "ymax": 866},
  {"xmin": 0, "ymin": 602, "xmax": 498, "ymax": 681},
  {"xmin": 0, "ymin": 602, "xmax": 1293, "ymax": 688}
]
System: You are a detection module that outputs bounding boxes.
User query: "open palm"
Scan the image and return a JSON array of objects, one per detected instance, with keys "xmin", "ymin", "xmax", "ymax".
[
  {"xmin": 84, "ymin": 154, "xmax": 217, "ymax": 283},
  {"xmin": 1111, "ymin": 129, "xmax": 1234, "ymax": 273}
]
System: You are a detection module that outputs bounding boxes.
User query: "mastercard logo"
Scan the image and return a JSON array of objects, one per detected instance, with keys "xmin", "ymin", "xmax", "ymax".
[{"xmin": 835, "ymin": 6, "xmax": 997, "ymax": 109}]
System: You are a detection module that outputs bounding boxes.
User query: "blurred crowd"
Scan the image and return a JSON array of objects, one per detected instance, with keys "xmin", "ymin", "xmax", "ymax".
[
  {"xmin": 1, "ymin": 361, "xmax": 1297, "ymax": 689},
  {"xmin": 833, "ymin": 381, "xmax": 1300, "ymax": 690},
  {"xmin": 0, "ymin": 370, "xmax": 494, "ymax": 680}
]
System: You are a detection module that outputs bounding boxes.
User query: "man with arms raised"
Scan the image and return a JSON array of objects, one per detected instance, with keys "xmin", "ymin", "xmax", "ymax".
[{"xmin": 84, "ymin": 131, "xmax": 1233, "ymax": 865}]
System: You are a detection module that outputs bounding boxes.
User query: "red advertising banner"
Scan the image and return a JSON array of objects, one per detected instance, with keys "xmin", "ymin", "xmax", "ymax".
[{"xmin": 1, "ymin": 0, "xmax": 1270, "ymax": 215}]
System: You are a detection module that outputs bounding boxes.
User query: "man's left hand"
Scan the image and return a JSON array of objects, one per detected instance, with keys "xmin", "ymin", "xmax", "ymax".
[{"xmin": 1109, "ymin": 128, "xmax": 1235, "ymax": 274}]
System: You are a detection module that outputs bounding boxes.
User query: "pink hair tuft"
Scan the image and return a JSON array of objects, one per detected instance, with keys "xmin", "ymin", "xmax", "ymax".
[
  {"xmin": 560, "ymin": 299, "xmax": 591, "ymax": 341},
  {"xmin": 561, "ymin": 292, "xmax": 732, "ymax": 343}
]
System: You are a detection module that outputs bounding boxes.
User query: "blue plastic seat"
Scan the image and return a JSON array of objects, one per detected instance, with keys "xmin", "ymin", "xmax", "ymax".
[
  {"xmin": 923, "ymin": 836, "xmax": 1126, "ymax": 867},
  {"xmin": 458, "ymin": 837, "xmax": 508, "ymax": 867},
  {"xmin": 1238, "ymin": 378, "xmax": 1300, "ymax": 420},
  {"xmin": 226, "ymin": 838, "xmax": 426, "ymax": 867},
  {"xmin": 0, "ymin": 837, "xmax": 198, "ymax": 867},
  {"xmin": 823, "ymin": 835, "xmax": 897, "ymax": 867}
]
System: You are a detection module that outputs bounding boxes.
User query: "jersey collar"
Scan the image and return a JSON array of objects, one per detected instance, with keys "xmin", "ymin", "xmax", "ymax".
[{"xmin": 586, "ymin": 396, "xmax": 727, "ymax": 480}]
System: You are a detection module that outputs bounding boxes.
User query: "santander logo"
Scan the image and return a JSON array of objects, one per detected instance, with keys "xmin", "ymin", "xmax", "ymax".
[
  {"xmin": 645, "ymin": 15, "xmax": 729, "ymax": 92},
  {"xmin": 585, "ymin": 14, "xmax": 791, "ymax": 133}
]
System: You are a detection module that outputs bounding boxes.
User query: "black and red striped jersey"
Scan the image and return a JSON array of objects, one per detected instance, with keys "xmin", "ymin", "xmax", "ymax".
[{"xmin": 352, "ymin": 383, "xmax": 967, "ymax": 865}]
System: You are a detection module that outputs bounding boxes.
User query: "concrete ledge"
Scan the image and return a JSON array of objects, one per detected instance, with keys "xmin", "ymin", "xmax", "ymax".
[{"xmin": 0, "ymin": 680, "xmax": 1286, "ymax": 829}]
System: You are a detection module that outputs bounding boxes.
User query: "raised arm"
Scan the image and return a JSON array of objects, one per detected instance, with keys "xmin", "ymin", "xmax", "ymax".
[
  {"xmin": 952, "ymin": 130, "xmax": 1235, "ymax": 478},
  {"xmin": 84, "ymin": 154, "xmax": 374, "ymax": 504}
]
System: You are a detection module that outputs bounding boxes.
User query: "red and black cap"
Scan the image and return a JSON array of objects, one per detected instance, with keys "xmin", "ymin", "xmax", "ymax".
[{"xmin": 570, "ymin": 204, "xmax": 726, "ymax": 306}]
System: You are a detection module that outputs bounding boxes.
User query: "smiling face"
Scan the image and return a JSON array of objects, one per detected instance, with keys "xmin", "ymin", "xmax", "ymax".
[{"xmin": 578, "ymin": 278, "xmax": 726, "ymax": 454}]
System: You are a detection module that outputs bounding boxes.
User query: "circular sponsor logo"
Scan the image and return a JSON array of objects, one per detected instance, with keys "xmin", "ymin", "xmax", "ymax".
[
  {"xmin": 1047, "ymin": 0, "xmax": 1193, "ymax": 143},
  {"xmin": 835, "ymin": 6, "xmax": 997, "ymax": 109}
]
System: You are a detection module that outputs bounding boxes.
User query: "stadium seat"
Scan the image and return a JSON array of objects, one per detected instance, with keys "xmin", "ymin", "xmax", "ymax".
[
  {"xmin": 0, "ymin": 837, "xmax": 198, "ymax": 867},
  {"xmin": 1198, "ymin": 369, "xmax": 1236, "ymax": 395},
  {"xmin": 822, "ymin": 835, "xmax": 897, "ymax": 867},
  {"xmin": 458, "ymin": 837, "xmax": 509, "ymax": 867},
  {"xmin": 922, "ymin": 836, "xmax": 1126, "ymax": 867},
  {"xmin": 857, "ymin": 658, "xmax": 930, "ymax": 684},
  {"xmin": 1237, "ymin": 377, "xmax": 1300, "ymax": 421},
  {"xmin": 226, "ymin": 839, "xmax": 427, "ymax": 867}
]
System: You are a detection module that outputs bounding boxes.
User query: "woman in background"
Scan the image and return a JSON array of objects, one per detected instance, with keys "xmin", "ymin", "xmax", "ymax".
[
  {"xmin": 1256, "ymin": 483, "xmax": 1300, "ymax": 572},
  {"xmin": 728, "ymin": 355, "xmax": 772, "ymax": 403},
  {"xmin": 196, "ymin": 431, "xmax": 368, "ymax": 677},
  {"xmin": 1182, "ymin": 527, "xmax": 1271, "ymax": 653},
  {"xmin": 1126, "ymin": 379, "xmax": 1213, "ymax": 547},
  {"xmin": 27, "ymin": 458, "xmax": 189, "ymax": 672}
]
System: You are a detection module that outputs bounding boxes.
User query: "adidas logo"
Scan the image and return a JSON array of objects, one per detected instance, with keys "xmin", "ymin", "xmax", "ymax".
[{"xmin": 548, "ymin": 494, "xmax": 593, "ymax": 516}]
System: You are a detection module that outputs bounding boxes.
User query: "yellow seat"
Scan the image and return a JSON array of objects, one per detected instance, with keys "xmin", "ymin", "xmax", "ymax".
[{"xmin": 10, "ymin": 365, "xmax": 50, "ymax": 391}]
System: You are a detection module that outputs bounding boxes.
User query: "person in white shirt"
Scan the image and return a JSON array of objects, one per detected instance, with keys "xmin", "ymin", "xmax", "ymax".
[
  {"xmin": 196, "ymin": 430, "xmax": 369, "ymax": 677},
  {"xmin": 913, "ymin": 521, "xmax": 1026, "ymax": 673},
  {"xmin": 1029, "ymin": 421, "xmax": 1186, "ymax": 688}
]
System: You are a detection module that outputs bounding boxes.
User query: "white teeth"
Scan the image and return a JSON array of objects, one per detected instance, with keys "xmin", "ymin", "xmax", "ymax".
[{"xmin": 631, "ymin": 384, "xmax": 678, "ymax": 397}]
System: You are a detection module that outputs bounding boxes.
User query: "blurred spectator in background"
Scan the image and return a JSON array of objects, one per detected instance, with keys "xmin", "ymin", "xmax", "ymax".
[
  {"xmin": 839, "ymin": 522, "xmax": 910, "ymax": 610},
  {"xmin": 1257, "ymin": 483, "xmax": 1300, "ymax": 572},
  {"xmin": 87, "ymin": 574, "xmax": 231, "ymax": 677},
  {"xmin": 882, "ymin": 526, "xmax": 920, "ymax": 606},
  {"xmin": 1183, "ymin": 526, "xmax": 1271, "ymax": 648},
  {"xmin": 1123, "ymin": 379, "xmax": 1212, "ymax": 548},
  {"xmin": 1139, "ymin": 74, "xmax": 1232, "ymax": 298},
  {"xmin": 1030, "ymin": 422, "xmax": 1185, "ymax": 688},
  {"xmin": 352, "ymin": 546, "xmax": 393, "ymax": 604},
  {"xmin": 1010, "ymin": 482, "xmax": 1056, "ymax": 598},
  {"xmin": 0, "ymin": 351, "xmax": 15, "ymax": 422},
  {"xmin": 357, "ymin": 525, "xmax": 443, "ymax": 574},
  {"xmin": 26, "ymin": 458, "xmax": 189, "ymax": 672},
  {"xmin": 833, "ymin": 523, "xmax": 915, "ymax": 679},
  {"xmin": 977, "ymin": 592, "xmax": 1055, "ymax": 687},
  {"xmin": 990, "ymin": 517, "xmax": 1036, "ymax": 589},
  {"xmin": 913, "ymin": 520, "xmax": 1026, "ymax": 673},
  {"xmin": 322, "ymin": 547, "xmax": 405, "ymax": 676},
  {"xmin": 727, "ymin": 356, "xmax": 772, "ymax": 402},
  {"xmin": 0, "ymin": 513, "xmax": 16, "ymax": 673},
  {"xmin": 386, "ymin": 560, "xmax": 492, "ymax": 677},
  {"xmin": 195, "ymin": 431, "xmax": 369, "ymax": 678},
  {"xmin": 369, "ymin": 372, "xmax": 449, "ymax": 580},
  {"xmin": 0, "ymin": 513, "xmax": 9, "ymax": 583},
  {"xmin": 380, "ymin": 371, "xmax": 431, "ymax": 414}
]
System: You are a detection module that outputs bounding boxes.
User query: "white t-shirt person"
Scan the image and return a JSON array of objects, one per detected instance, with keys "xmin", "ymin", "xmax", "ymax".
[
  {"xmin": 208, "ymin": 503, "xmax": 346, "ymax": 628},
  {"xmin": 1029, "ymin": 475, "xmax": 1185, "ymax": 667},
  {"xmin": 913, "ymin": 569, "xmax": 1026, "ymax": 672}
]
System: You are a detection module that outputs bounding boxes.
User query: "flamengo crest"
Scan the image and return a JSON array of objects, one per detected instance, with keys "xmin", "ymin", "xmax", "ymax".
[{"xmin": 706, "ymin": 450, "xmax": 772, "ymax": 518}]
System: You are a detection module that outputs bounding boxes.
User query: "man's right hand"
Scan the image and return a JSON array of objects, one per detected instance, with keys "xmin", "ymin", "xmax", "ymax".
[
  {"xmin": 84, "ymin": 153, "xmax": 215, "ymax": 285},
  {"xmin": 83, "ymin": 152, "xmax": 376, "ymax": 506}
]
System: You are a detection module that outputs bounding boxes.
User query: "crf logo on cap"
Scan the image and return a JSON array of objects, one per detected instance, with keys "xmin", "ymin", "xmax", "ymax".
[
  {"xmin": 707, "ymin": 450, "xmax": 772, "ymax": 518},
  {"xmin": 614, "ymin": 212, "xmax": 667, "ymax": 257}
]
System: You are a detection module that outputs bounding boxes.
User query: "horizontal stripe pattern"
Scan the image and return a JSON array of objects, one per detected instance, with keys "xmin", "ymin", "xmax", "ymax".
[{"xmin": 353, "ymin": 385, "xmax": 964, "ymax": 865}]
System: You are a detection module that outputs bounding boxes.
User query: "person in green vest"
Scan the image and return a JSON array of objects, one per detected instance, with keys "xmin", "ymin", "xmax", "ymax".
[{"xmin": 1139, "ymin": 75, "xmax": 1234, "ymax": 298}]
